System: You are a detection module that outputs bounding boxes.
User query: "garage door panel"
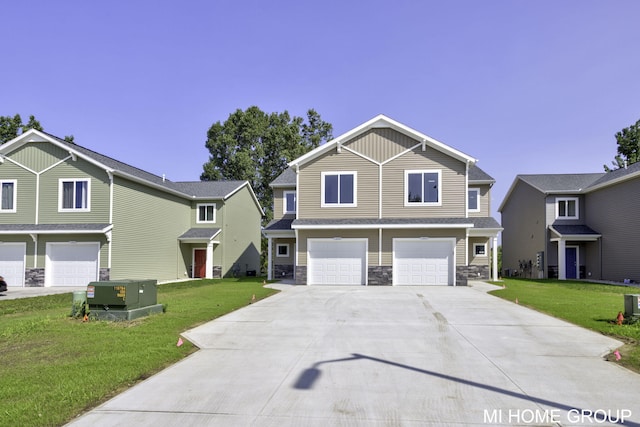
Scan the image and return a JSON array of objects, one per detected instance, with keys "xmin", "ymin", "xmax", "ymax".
[
  {"xmin": 0, "ymin": 243, "xmax": 26, "ymax": 287},
  {"xmin": 308, "ymin": 240, "xmax": 366, "ymax": 285},
  {"xmin": 393, "ymin": 239, "xmax": 454, "ymax": 286},
  {"xmin": 46, "ymin": 243, "xmax": 99, "ymax": 287}
]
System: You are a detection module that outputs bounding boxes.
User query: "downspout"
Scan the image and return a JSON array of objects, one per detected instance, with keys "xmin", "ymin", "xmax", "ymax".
[
  {"xmin": 107, "ymin": 171, "xmax": 114, "ymax": 271},
  {"xmin": 379, "ymin": 163, "xmax": 383, "ymax": 267}
]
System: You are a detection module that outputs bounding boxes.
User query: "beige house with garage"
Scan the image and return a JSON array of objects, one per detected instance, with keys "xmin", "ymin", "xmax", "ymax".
[{"xmin": 263, "ymin": 115, "xmax": 501, "ymax": 286}]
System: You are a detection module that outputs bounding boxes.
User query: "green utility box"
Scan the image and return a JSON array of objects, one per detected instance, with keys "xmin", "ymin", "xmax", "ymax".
[
  {"xmin": 624, "ymin": 294, "xmax": 640, "ymax": 317},
  {"xmin": 87, "ymin": 280, "xmax": 163, "ymax": 321}
]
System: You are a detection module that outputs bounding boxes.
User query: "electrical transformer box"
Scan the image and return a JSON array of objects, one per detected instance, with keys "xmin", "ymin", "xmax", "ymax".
[
  {"xmin": 87, "ymin": 280, "xmax": 158, "ymax": 311},
  {"xmin": 624, "ymin": 294, "xmax": 640, "ymax": 317}
]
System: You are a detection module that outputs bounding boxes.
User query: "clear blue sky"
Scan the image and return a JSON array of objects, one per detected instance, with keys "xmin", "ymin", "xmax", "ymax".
[{"xmin": 4, "ymin": 0, "xmax": 640, "ymax": 219}]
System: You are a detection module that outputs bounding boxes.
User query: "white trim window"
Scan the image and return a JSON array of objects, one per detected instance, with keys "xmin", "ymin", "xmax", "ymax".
[
  {"xmin": 1, "ymin": 180, "xmax": 16, "ymax": 212},
  {"xmin": 474, "ymin": 243, "xmax": 487, "ymax": 257},
  {"xmin": 321, "ymin": 171, "xmax": 357, "ymax": 207},
  {"xmin": 197, "ymin": 203, "xmax": 216, "ymax": 223},
  {"xmin": 468, "ymin": 188, "xmax": 480, "ymax": 212},
  {"xmin": 556, "ymin": 197, "xmax": 578, "ymax": 220},
  {"xmin": 283, "ymin": 191, "xmax": 296, "ymax": 214},
  {"xmin": 405, "ymin": 170, "xmax": 441, "ymax": 206},
  {"xmin": 59, "ymin": 179, "xmax": 90, "ymax": 211},
  {"xmin": 276, "ymin": 243, "xmax": 289, "ymax": 257}
]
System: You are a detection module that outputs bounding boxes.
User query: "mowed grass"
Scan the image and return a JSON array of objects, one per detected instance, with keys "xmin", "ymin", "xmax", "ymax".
[
  {"xmin": 489, "ymin": 279, "xmax": 640, "ymax": 372},
  {"xmin": 0, "ymin": 278, "xmax": 279, "ymax": 427}
]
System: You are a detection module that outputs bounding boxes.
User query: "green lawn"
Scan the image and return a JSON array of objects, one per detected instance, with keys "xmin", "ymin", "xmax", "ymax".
[
  {"xmin": 0, "ymin": 278, "xmax": 279, "ymax": 427},
  {"xmin": 489, "ymin": 278, "xmax": 640, "ymax": 372}
]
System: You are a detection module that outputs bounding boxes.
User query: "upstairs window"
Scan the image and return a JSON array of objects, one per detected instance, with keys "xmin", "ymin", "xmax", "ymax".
[
  {"xmin": 197, "ymin": 203, "xmax": 216, "ymax": 223},
  {"xmin": 60, "ymin": 179, "xmax": 90, "ymax": 211},
  {"xmin": 283, "ymin": 191, "xmax": 296, "ymax": 214},
  {"xmin": 556, "ymin": 197, "xmax": 578, "ymax": 219},
  {"xmin": 1, "ymin": 180, "xmax": 16, "ymax": 212},
  {"xmin": 468, "ymin": 188, "xmax": 480, "ymax": 212},
  {"xmin": 405, "ymin": 170, "xmax": 441, "ymax": 206},
  {"xmin": 322, "ymin": 172, "xmax": 356, "ymax": 207}
]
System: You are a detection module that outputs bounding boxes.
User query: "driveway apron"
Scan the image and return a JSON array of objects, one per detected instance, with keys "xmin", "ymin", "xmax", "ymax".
[{"xmin": 66, "ymin": 282, "xmax": 640, "ymax": 426}]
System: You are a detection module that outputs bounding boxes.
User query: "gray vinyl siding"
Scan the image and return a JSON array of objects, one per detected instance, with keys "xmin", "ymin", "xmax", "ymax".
[
  {"xmin": 546, "ymin": 194, "xmax": 585, "ymax": 226},
  {"xmin": 500, "ymin": 181, "xmax": 546, "ymax": 276},
  {"xmin": 38, "ymin": 158, "xmax": 111, "ymax": 224},
  {"xmin": 381, "ymin": 229, "xmax": 466, "ymax": 266},
  {"xmin": 298, "ymin": 149, "xmax": 378, "ymax": 219},
  {"xmin": 344, "ymin": 128, "xmax": 420, "ymax": 163},
  {"xmin": 221, "ymin": 186, "xmax": 262, "ymax": 275},
  {"xmin": 297, "ymin": 229, "xmax": 379, "ymax": 266},
  {"xmin": 0, "ymin": 160, "xmax": 36, "ymax": 223},
  {"xmin": 6, "ymin": 142, "xmax": 70, "ymax": 173},
  {"xmin": 586, "ymin": 178, "xmax": 640, "ymax": 282},
  {"xmin": 111, "ymin": 176, "xmax": 191, "ymax": 281},
  {"xmin": 382, "ymin": 148, "xmax": 466, "ymax": 218}
]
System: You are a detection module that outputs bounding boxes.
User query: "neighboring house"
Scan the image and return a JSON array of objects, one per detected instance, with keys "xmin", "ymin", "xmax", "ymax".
[
  {"xmin": 499, "ymin": 162, "xmax": 640, "ymax": 281},
  {"xmin": 0, "ymin": 129, "xmax": 262, "ymax": 287},
  {"xmin": 263, "ymin": 115, "xmax": 502, "ymax": 286}
]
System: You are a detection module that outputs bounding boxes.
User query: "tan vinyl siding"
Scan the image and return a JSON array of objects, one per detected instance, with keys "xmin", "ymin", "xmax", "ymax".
[
  {"xmin": 298, "ymin": 149, "xmax": 378, "ymax": 219},
  {"xmin": 0, "ymin": 161, "xmax": 36, "ymax": 223},
  {"xmin": 382, "ymin": 148, "xmax": 466, "ymax": 218},
  {"xmin": 38, "ymin": 158, "xmax": 111, "ymax": 224},
  {"xmin": 111, "ymin": 176, "xmax": 191, "ymax": 280},
  {"xmin": 469, "ymin": 237, "xmax": 490, "ymax": 266},
  {"xmin": 220, "ymin": 186, "xmax": 262, "ymax": 275},
  {"xmin": 344, "ymin": 128, "xmax": 419, "ymax": 163},
  {"xmin": 500, "ymin": 181, "xmax": 547, "ymax": 276},
  {"xmin": 8, "ymin": 142, "xmax": 70, "ymax": 172},
  {"xmin": 587, "ymin": 178, "xmax": 640, "ymax": 281},
  {"xmin": 274, "ymin": 238, "xmax": 295, "ymax": 265},
  {"xmin": 469, "ymin": 185, "xmax": 491, "ymax": 217},
  {"xmin": 272, "ymin": 187, "xmax": 296, "ymax": 221},
  {"xmin": 297, "ymin": 229, "xmax": 379, "ymax": 266},
  {"xmin": 380, "ymin": 229, "xmax": 466, "ymax": 266}
]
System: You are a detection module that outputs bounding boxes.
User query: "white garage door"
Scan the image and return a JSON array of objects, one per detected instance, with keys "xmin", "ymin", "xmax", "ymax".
[
  {"xmin": 0, "ymin": 243, "xmax": 26, "ymax": 287},
  {"xmin": 46, "ymin": 243, "xmax": 100, "ymax": 287},
  {"xmin": 393, "ymin": 239, "xmax": 454, "ymax": 286},
  {"xmin": 308, "ymin": 239, "xmax": 366, "ymax": 285}
]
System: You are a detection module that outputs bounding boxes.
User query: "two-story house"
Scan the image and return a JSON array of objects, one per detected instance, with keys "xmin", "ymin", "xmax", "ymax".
[
  {"xmin": 500, "ymin": 163, "xmax": 640, "ymax": 282},
  {"xmin": 0, "ymin": 129, "xmax": 262, "ymax": 287},
  {"xmin": 263, "ymin": 115, "xmax": 502, "ymax": 286}
]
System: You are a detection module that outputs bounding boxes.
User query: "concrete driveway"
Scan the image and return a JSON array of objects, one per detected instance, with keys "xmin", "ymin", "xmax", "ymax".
[{"xmin": 66, "ymin": 282, "xmax": 640, "ymax": 426}]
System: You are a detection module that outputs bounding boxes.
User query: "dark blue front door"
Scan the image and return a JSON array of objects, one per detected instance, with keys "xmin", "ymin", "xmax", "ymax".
[{"xmin": 565, "ymin": 247, "xmax": 577, "ymax": 279}]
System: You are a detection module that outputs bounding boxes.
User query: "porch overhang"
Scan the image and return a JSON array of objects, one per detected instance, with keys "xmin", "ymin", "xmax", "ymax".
[
  {"xmin": 549, "ymin": 225, "xmax": 601, "ymax": 242},
  {"xmin": 178, "ymin": 228, "xmax": 221, "ymax": 243}
]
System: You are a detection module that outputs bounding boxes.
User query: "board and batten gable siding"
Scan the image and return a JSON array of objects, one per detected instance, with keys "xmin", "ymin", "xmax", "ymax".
[
  {"xmin": 501, "ymin": 180, "xmax": 547, "ymax": 275},
  {"xmin": 382, "ymin": 148, "xmax": 466, "ymax": 218},
  {"xmin": 38, "ymin": 158, "xmax": 110, "ymax": 224},
  {"xmin": 7, "ymin": 141, "xmax": 71, "ymax": 173},
  {"xmin": 296, "ymin": 229, "xmax": 378, "ymax": 267},
  {"xmin": 297, "ymin": 149, "xmax": 378, "ymax": 219},
  {"xmin": 221, "ymin": 185, "xmax": 262, "ymax": 275},
  {"xmin": 586, "ymin": 178, "xmax": 640, "ymax": 281},
  {"xmin": 111, "ymin": 176, "xmax": 191, "ymax": 281},
  {"xmin": 272, "ymin": 187, "xmax": 296, "ymax": 221},
  {"xmin": 344, "ymin": 128, "xmax": 420, "ymax": 164},
  {"xmin": 380, "ymin": 229, "xmax": 466, "ymax": 266},
  {"xmin": 0, "ymin": 160, "xmax": 36, "ymax": 224},
  {"xmin": 468, "ymin": 184, "xmax": 491, "ymax": 217}
]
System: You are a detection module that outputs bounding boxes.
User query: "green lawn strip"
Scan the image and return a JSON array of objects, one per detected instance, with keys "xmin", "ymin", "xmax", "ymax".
[
  {"xmin": 489, "ymin": 279, "xmax": 640, "ymax": 373},
  {"xmin": 0, "ymin": 278, "xmax": 278, "ymax": 427}
]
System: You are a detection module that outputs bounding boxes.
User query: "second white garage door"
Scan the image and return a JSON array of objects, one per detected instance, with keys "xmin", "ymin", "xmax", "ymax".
[
  {"xmin": 0, "ymin": 242, "xmax": 26, "ymax": 287},
  {"xmin": 393, "ymin": 239, "xmax": 454, "ymax": 286},
  {"xmin": 45, "ymin": 242, "xmax": 100, "ymax": 287},
  {"xmin": 307, "ymin": 239, "xmax": 366, "ymax": 285}
]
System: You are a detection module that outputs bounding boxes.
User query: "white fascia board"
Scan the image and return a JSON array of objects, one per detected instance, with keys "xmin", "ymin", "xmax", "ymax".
[
  {"xmin": 289, "ymin": 114, "xmax": 477, "ymax": 168},
  {"xmin": 262, "ymin": 230, "xmax": 295, "ymax": 238},
  {"xmin": 292, "ymin": 223, "xmax": 474, "ymax": 230},
  {"xmin": 223, "ymin": 181, "xmax": 264, "ymax": 215},
  {"xmin": 468, "ymin": 227, "xmax": 503, "ymax": 236}
]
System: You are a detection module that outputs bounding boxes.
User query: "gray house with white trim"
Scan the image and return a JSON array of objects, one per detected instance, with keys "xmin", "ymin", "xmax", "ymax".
[
  {"xmin": 500, "ymin": 162, "xmax": 640, "ymax": 282},
  {"xmin": 0, "ymin": 129, "xmax": 262, "ymax": 287},
  {"xmin": 263, "ymin": 115, "xmax": 502, "ymax": 286}
]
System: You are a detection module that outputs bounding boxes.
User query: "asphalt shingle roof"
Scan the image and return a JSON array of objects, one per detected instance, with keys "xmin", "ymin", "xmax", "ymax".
[
  {"xmin": 270, "ymin": 167, "xmax": 296, "ymax": 186},
  {"xmin": 468, "ymin": 165, "xmax": 495, "ymax": 183},
  {"xmin": 518, "ymin": 173, "xmax": 604, "ymax": 193},
  {"xmin": 178, "ymin": 228, "xmax": 221, "ymax": 239},
  {"xmin": 551, "ymin": 224, "xmax": 600, "ymax": 235}
]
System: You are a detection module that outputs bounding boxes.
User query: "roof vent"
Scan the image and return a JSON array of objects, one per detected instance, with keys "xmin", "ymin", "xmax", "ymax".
[{"xmin": 162, "ymin": 174, "xmax": 166, "ymax": 182}]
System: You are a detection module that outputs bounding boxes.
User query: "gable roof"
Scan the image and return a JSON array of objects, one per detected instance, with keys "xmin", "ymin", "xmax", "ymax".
[
  {"xmin": 468, "ymin": 165, "xmax": 495, "ymax": 184},
  {"xmin": 288, "ymin": 114, "xmax": 477, "ymax": 169},
  {"xmin": 586, "ymin": 160, "xmax": 640, "ymax": 192},
  {"xmin": 0, "ymin": 129, "xmax": 262, "ymax": 211},
  {"xmin": 270, "ymin": 167, "xmax": 296, "ymax": 187}
]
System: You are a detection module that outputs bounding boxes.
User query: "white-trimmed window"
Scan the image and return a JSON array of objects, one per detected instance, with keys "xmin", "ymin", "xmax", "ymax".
[
  {"xmin": 197, "ymin": 203, "xmax": 216, "ymax": 223},
  {"xmin": 468, "ymin": 188, "xmax": 480, "ymax": 212},
  {"xmin": 474, "ymin": 243, "xmax": 487, "ymax": 257},
  {"xmin": 556, "ymin": 197, "xmax": 578, "ymax": 219},
  {"xmin": 1, "ymin": 180, "xmax": 16, "ymax": 212},
  {"xmin": 283, "ymin": 191, "xmax": 296, "ymax": 214},
  {"xmin": 321, "ymin": 171, "xmax": 356, "ymax": 207},
  {"xmin": 59, "ymin": 179, "xmax": 90, "ymax": 211},
  {"xmin": 405, "ymin": 170, "xmax": 441, "ymax": 206},
  {"xmin": 276, "ymin": 243, "xmax": 289, "ymax": 257}
]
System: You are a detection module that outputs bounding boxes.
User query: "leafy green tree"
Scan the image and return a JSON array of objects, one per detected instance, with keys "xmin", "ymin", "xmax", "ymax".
[
  {"xmin": 201, "ymin": 106, "xmax": 333, "ymax": 224},
  {"xmin": 604, "ymin": 118, "xmax": 640, "ymax": 171},
  {"xmin": 0, "ymin": 114, "xmax": 44, "ymax": 144}
]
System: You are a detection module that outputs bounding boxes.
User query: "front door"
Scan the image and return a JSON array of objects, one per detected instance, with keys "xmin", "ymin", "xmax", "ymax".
[
  {"xmin": 565, "ymin": 247, "xmax": 578, "ymax": 279},
  {"xmin": 194, "ymin": 249, "xmax": 207, "ymax": 278}
]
